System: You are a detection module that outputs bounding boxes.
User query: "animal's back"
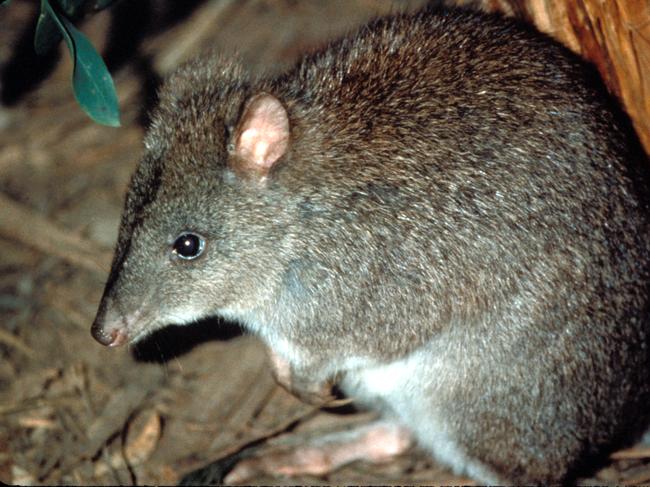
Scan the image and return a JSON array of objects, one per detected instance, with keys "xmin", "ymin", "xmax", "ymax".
[{"xmin": 264, "ymin": 8, "xmax": 650, "ymax": 482}]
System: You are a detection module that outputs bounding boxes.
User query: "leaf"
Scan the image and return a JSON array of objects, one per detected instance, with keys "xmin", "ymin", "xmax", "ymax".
[
  {"xmin": 34, "ymin": 5, "xmax": 63, "ymax": 55},
  {"xmin": 42, "ymin": 0, "xmax": 121, "ymax": 127},
  {"xmin": 56, "ymin": 0, "xmax": 87, "ymax": 17},
  {"xmin": 93, "ymin": 0, "xmax": 122, "ymax": 11}
]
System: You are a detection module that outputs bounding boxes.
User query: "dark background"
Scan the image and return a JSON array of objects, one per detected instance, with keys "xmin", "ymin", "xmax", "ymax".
[{"xmin": 0, "ymin": 0, "xmax": 648, "ymax": 484}]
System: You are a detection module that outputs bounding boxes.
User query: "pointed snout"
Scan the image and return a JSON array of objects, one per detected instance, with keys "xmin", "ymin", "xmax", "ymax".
[
  {"xmin": 91, "ymin": 318, "xmax": 129, "ymax": 346},
  {"xmin": 91, "ymin": 299, "xmax": 130, "ymax": 347}
]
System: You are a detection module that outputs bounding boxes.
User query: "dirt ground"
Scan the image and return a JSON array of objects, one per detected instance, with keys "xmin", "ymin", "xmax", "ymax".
[{"xmin": 1, "ymin": 0, "xmax": 650, "ymax": 485}]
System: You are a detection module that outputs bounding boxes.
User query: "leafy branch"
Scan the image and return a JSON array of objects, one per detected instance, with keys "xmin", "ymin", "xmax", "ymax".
[{"xmin": 2, "ymin": 0, "xmax": 121, "ymax": 127}]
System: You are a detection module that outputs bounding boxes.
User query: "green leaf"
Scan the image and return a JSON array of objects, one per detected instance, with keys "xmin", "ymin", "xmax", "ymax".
[
  {"xmin": 93, "ymin": 0, "xmax": 122, "ymax": 11},
  {"xmin": 42, "ymin": 0, "xmax": 121, "ymax": 127},
  {"xmin": 1, "ymin": 1, "xmax": 12, "ymax": 6},
  {"xmin": 34, "ymin": 6, "xmax": 63, "ymax": 55},
  {"xmin": 56, "ymin": 0, "xmax": 87, "ymax": 17}
]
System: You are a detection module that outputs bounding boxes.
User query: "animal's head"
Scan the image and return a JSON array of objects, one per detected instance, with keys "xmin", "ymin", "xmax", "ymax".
[{"xmin": 91, "ymin": 59, "xmax": 293, "ymax": 347}]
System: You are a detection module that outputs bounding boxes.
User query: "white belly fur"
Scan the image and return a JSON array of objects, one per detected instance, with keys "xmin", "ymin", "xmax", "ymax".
[{"xmin": 339, "ymin": 345, "xmax": 500, "ymax": 483}]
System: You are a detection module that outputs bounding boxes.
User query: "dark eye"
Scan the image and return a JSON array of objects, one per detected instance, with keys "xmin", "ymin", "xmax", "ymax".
[{"xmin": 172, "ymin": 233, "xmax": 205, "ymax": 260}]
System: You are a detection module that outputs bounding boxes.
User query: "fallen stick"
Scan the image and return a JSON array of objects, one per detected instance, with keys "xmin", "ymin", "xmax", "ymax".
[
  {"xmin": 611, "ymin": 445, "xmax": 650, "ymax": 460},
  {"xmin": 151, "ymin": 0, "xmax": 238, "ymax": 74},
  {"xmin": 0, "ymin": 327, "xmax": 36, "ymax": 359},
  {"xmin": 0, "ymin": 192, "xmax": 112, "ymax": 275}
]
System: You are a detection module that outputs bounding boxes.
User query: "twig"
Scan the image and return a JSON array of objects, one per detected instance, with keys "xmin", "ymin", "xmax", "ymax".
[
  {"xmin": 611, "ymin": 446, "xmax": 650, "ymax": 460},
  {"xmin": 0, "ymin": 394, "xmax": 78, "ymax": 416},
  {"xmin": 151, "ymin": 0, "xmax": 238, "ymax": 74},
  {"xmin": 0, "ymin": 327, "xmax": 37, "ymax": 359},
  {"xmin": 623, "ymin": 470, "xmax": 650, "ymax": 485},
  {"xmin": 0, "ymin": 192, "xmax": 112, "ymax": 275},
  {"xmin": 192, "ymin": 403, "xmax": 322, "ymax": 473}
]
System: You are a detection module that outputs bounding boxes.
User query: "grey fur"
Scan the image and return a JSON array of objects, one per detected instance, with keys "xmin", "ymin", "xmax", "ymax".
[{"xmin": 92, "ymin": 7, "xmax": 650, "ymax": 483}]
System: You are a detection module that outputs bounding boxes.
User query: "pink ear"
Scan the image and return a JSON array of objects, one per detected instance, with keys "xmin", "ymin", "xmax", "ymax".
[{"xmin": 231, "ymin": 93, "xmax": 290, "ymax": 175}]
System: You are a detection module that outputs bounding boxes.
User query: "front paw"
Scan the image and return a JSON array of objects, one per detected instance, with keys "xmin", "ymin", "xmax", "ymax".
[
  {"xmin": 267, "ymin": 350, "xmax": 336, "ymax": 405},
  {"xmin": 286, "ymin": 375, "xmax": 337, "ymax": 405}
]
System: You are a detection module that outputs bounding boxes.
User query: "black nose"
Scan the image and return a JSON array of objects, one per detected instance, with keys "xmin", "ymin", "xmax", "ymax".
[{"xmin": 91, "ymin": 318, "xmax": 115, "ymax": 346}]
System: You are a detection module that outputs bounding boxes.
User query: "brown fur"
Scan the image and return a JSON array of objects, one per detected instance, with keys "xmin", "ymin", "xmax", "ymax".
[{"xmin": 92, "ymin": 7, "xmax": 650, "ymax": 483}]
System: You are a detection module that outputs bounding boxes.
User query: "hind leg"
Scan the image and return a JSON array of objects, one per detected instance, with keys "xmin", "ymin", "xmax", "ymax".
[{"xmin": 224, "ymin": 420, "xmax": 413, "ymax": 484}]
